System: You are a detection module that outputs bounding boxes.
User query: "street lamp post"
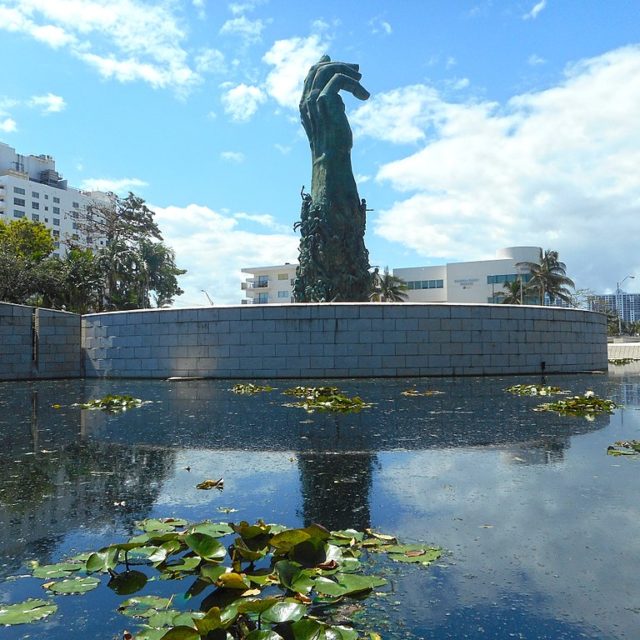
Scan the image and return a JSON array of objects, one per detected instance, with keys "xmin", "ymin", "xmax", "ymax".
[
  {"xmin": 616, "ymin": 275, "xmax": 635, "ymax": 335},
  {"xmin": 201, "ymin": 290, "xmax": 214, "ymax": 306}
]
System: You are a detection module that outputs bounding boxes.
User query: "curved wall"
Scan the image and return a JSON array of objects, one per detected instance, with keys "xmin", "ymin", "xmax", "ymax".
[{"xmin": 82, "ymin": 303, "xmax": 607, "ymax": 379}]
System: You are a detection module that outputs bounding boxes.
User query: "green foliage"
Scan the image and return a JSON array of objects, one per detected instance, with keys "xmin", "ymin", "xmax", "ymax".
[
  {"xmin": 607, "ymin": 440, "xmax": 640, "ymax": 456},
  {"xmin": 73, "ymin": 394, "xmax": 148, "ymax": 412},
  {"xmin": 533, "ymin": 391, "xmax": 617, "ymax": 418},
  {"xmin": 401, "ymin": 389, "xmax": 444, "ymax": 397},
  {"xmin": 505, "ymin": 384, "xmax": 566, "ymax": 396},
  {"xmin": 369, "ymin": 267, "xmax": 408, "ymax": 302},
  {"xmin": 516, "ymin": 249, "xmax": 575, "ymax": 305},
  {"xmin": 0, "ymin": 599, "xmax": 58, "ymax": 626},
  {"xmin": 282, "ymin": 387, "xmax": 373, "ymax": 413},
  {"xmin": 19, "ymin": 517, "xmax": 441, "ymax": 638},
  {"xmin": 608, "ymin": 358, "xmax": 639, "ymax": 366},
  {"xmin": 231, "ymin": 383, "xmax": 275, "ymax": 394}
]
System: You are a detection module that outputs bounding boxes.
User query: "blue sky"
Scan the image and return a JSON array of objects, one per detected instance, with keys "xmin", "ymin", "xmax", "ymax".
[{"xmin": 1, "ymin": 0, "xmax": 639, "ymax": 306}]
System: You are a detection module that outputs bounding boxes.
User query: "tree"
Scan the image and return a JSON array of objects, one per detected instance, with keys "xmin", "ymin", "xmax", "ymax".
[
  {"xmin": 499, "ymin": 279, "xmax": 525, "ymax": 304},
  {"xmin": 517, "ymin": 249, "xmax": 575, "ymax": 305},
  {"xmin": 82, "ymin": 192, "xmax": 185, "ymax": 310},
  {"xmin": 369, "ymin": 267, "xmax": 408, "ymax": 302},
  {"xmin": 0, "ymin": 219, "xmax": 56, "ymax": 304}
]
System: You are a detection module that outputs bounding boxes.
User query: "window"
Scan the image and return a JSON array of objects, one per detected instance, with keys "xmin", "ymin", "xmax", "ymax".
[
  {"xmin": 72, "ymin": 222, "xmax": 79, "ymax": 229},
  {"xmin": 277, "ymin": 290, "xmax": 290, "ymax": 298},
  {"xmin": 54, "ymin": 241, "xmax": 60, "ymax": 248},
  {"xmin": 13, "ymin": 210, "xmax": 25, "ymax": 218},
  {"xmin": 53, "ymin": 207, "xmax": 60, "ymax": 214},
  {"xmin": 72, "ymin": 201, "xmax": 79, "ymax": 208},
  {"xmin": 406, "ymin": 279, "xmax": 444, "ymax": 290},
  {"xmin": 53, "ymin": 218, "xmax": 60, "ymax": 226},
  {"xmin": 256, "ymin": 293, "xmax": 268, "ymax": 304},
  {"xmin": 32, "ymin": 191, "xmax": 39, "ymax": 198},
  {"xmin": 31, "ymin": 214, "xmax": 40, "ymax": 222},
  {"xmin": 256, "ymin": 275, "xmax": 269, "ymax": 288},
  {"xmin": 13, "ymin": 187, "xmax": 25, "ymax": 195},
  {"xmin": 44, "ymin": 206, "xmax": 49, "ymax": 211},
  {"xmin": 52, "ymin": 230, "xmax": 60, "ymax": 238},
  {"xmin": 487, "ymin": 274, "xmax": 532, "ymax": 285},
  {"xmin": 32, "ymin": 202, "xmax": 39, "ymax": 210},
  {"xmin": 44, "ymin": 194, "xmax": 49, "ymax": 200},
  {"xmin": 277, "ymin": 273, "xmax": 288, "ymax": 280},
  {"xmin": 14, "ymin": 197, "xmax": 25, "ymax": 206},
  {"xmin": 53, "ymin": 196, "xmax": 60, "ymax": 203}
]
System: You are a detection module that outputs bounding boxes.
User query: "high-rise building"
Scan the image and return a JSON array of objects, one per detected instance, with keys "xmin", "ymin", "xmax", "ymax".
[
  {"xmin": 0, "ymin": 141, "xmax": 107, "ymax": 256},
  {"xmin": 588, "ymin": 291, "xmax": 640, "ymax": 324}
]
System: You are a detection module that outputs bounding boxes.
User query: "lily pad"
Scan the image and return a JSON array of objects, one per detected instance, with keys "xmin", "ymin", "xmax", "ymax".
[
  {"xmin": 231, "ymin": 383, "xmax": 274, "ymax": 394},
  {"xmin": 44, "ymin": 576, "xmax": 100, "ymax": 594},
  {"xmin": 607, "ymin": 440, "xmax": 640, "ymax": 456},
  {"xmin": 32, "ymin": 562, "xmax": 84, "ymax": 579},
  {"xmin": 261, "ymin": 600, "xmax": 307, "ymax": 623},
  {"xmin": 119, "ymin": 595, "xmax": 174, "ymax": 618},
  {"xmin": 73, "ymin": 394, "xmax": 148, "ymax": 412},
  {"xmin": 0, "ymin": 599, "xmax": 57, "ymax": 625},
  {"xmin": 505, "ymin": 384, "xmax": 566, "ymax": 396},
  {"xmin": 533, "ymin": 391, "xmax": 617, "ymax": 417}
]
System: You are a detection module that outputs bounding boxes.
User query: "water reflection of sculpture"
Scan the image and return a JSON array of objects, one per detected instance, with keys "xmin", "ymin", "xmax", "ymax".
[{"xmin": 294, "ymin": 56, "xmax": 372, "ymax": 302}]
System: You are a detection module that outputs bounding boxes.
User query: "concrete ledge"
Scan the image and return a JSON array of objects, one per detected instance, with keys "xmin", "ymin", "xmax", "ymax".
[{"xmin": 82, "ymin": 303, "xmax": 608, "ymax": 379}]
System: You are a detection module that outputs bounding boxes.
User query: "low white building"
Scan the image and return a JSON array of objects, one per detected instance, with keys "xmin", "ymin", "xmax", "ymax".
[
  {"xmin": 241, "ymin": 247, "xmax": 542, "ymax": 304},
  {"xmin": 393, "ymin": 247, "xmax": 541, "ymax": 304},
  {"xmin": 241, "ymin": 263, "xmax": 297, "ymax": 304},
  {"xmin": 0, "ymin": 141, "xmax": 106, "ymax": 256}
]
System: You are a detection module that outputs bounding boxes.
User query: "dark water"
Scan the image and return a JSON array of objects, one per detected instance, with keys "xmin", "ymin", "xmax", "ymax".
[{"xmin": 0, "ymin": 372, "xmax": 639, "ymax": 639}]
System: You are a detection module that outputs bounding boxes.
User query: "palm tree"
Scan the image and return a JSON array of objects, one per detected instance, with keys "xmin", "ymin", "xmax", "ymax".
[
  {"xmin": 369, "ymin": 267, "xmax": 408, "ymax": 302},
  {"xmin": 517, "ymin": 249, "xmax": 575, "ymax": 305},
  {"xmin": 499, "ymin": 279, "xmax": 525, "ymax": 304}
]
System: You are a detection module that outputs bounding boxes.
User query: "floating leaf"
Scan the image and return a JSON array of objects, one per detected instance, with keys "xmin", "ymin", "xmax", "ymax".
[
  {"xmin": 158, "ymin": 625, "xmax": 200, "ymax": 640},
  {"xmin": 505, "ymin": 384, "xmax": 566, "ymax": 396},
  {"xmin": 32, "ymin": 562, "xmax": 83, "ymax": 579},
  {"xmin": 534, "ymin": 392, "xmax": 617, "ymax": 417},
  {"xmin": 44, "ymin": 576, "xmax": 100, "ymax": 594},
  {"xmin": 607, "ymin": 440, "xmax": 640, "ymax": 456},
  {"xmin": 0, "ymin": 599, "xmax": 57, "ymax": 625},
  {"xmin": 119, "ymin": 596, "xmax": 174, "ymax": 618},
  {"xmin": 608, "ymin": 358, "xmax": 639, "ymax": 366},
  {"xmin": 381, "ymin": 544, "xmax": 442, "ymax": 565},
  {"xmin": 282, "ymin": 387, "xmax": 373, "ymax": 413},
  {"xmin": 196, "ymin": 478, "xmax": 224, "ymax": 490},
  {"xmin": 401, "ymin": 389, "xmax": 444, "ymax": 397},
  {"xmin": 231, "ymin": 383, "xmax": 274, "ymax": 394},
  {"xmin": 261, "ymin": 600, "xmax": 307, "ymax": 623},
  {"xmin": 217, "ymin": 572, "xmax": 250, "ymax": 590},
  {"xmin": 187, "ymin": 522, "xmax": 233, "ymax": 538},
  {"xmin": 184, "ymin": 533, "xmax": 226, "ymax": 561},
  {"xmin": 73, "ymin": 394, "xmax": 149, "ymax": 412},
  {"xmin": 245, "ymin": 631, "xmax": 284, "ymax": 640},
  {"xmin": 86, "ymin": 547, "xmax": 119, "ymax": 573}
]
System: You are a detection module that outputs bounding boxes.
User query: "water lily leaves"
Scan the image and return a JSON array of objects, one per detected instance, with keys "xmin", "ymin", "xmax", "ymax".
[
  {"xmin": 380, "ymin": 544, "xmax": 442, "ymax": 565},
  {"xmin": 401, "ymin": 389, "xmax": 444, "ymax": 397},
  {"xmin": 313, "ymin": 576, "xmax": 346, "ymax": 597},
  {"xmin": 232, "ymin": 520, "xmax": 272, "ymax": 540},
  {"xmin": 607, "ymin": 440, "xmax": 640, "ymax": 456},
  {"xmin": 533, "ymin": 392, "xmax": 617, "ymax": 417},
  {"xmin": 329, "ymin": 530, "xmax": 364, "ymax": 545},
  {"xmin": 237, "ymin": 597, "xmax": 280, "ymax": 614},
  {"xmin": 74, "ymin": 394, "xmax": 148, "ymax": 412},
  {"xmin": 145, "ymin": 610, "xmax": 186, "ymax": 628},
  {"xmin": 270, "ymin": 529, "xmax": 312, "ymax": 553},
  {"xmin": 32, "ymin": 562, "xmax": 83, "ymax": 579},
  {"xmin": 119, "ymin": 595, "xmax": 174, "ymax": 618},
  {"xmin": 231, "ymin": 383, "xmax": 275, "ymax": 394},
  {"xmin": 0, "ymin": 599, "xmax": 57, "ymax": 625},
  {"xmin": 137, "ymin": 519, "xmax": 183, "ymax": 533},
  {"xmin": 108, "ymin": 570, "xmax": 148, "ymax": 595},
  {"xmin": 333, "ymin": 573, "xmax": 386, "ymax": 595},
  {"xmin": 325, "ymin": 626, "xmax": 359, "ymax": 640},
  {"xmin": 192, "ymin": 606, "xmax": 224, "ymax": 634},
  {"xmin": 86, "ymin": 547, "xmax": 120, "ymax": 573},
  {"xmin": 158, "ymin": 625, "xmax": 200, "ymax": 640},
  {"xmin": 217, "ymin": 572, "xmax": 250, "ymax": 590},
  {"xmin": 504, "ymin": 384, "xmax": 565, "ymax": 396},
  {"xmin": 44, "ymin": 576, "xmax": 100, "ymax": 594},
  {"xmin": 164, "ymin": 556, "xmax": 201, "ymax": 573},
  {"xmin": 188, "ymin": 522, "xmax": 234, "ymax": 538},
  {"xmin": 275, "ymin": 560, "xmax": 315, "ymax": 595},
  {"xmin": 196, "ymin": 478, "xmax": 224, "ymax": 490},
  {"xmin": 261, "ymin": 599, "xmax": 307, "ymax": 623},
  {"xmin": 245, "ymin": 631, "xmax": 284, "ymax": 640},
  {"xmin": 200, "ymin": 565, "xmax": 228, "ymax": 584},
  {"xmin": 184, "ymin": 533, "xmax": 227, "ymax": 561}
]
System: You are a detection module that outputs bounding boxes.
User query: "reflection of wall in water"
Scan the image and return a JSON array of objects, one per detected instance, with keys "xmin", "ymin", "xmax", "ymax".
[
  {"xmin": 501, "ymin": 436, "xmax": 569, "ymax": 465},
  {"xmin": 0, "ymin": 438, "xmax": 176, "ymax": 578},
  {"xmin": 297, "ymin": 453, "xmax": 375, "ymax": 531}
]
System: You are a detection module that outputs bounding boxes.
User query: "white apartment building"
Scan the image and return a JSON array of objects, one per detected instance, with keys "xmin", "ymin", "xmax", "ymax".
[
  {"xmin": 0, "ymin": 141, "xmax": 107, "ymax": 256},
  {"xmin": 241, "ymin": 263, "xmax": 297, "ymax": 304},
  {"xmin": 241, "ymin": 247, "xmax": 542, "ymax": 304},
  {"xmin": 393, "ymin": 247, "xmax": 541, "ymax": 304}
]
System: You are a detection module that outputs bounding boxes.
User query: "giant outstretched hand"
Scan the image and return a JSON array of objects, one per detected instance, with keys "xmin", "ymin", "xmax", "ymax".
[{"xmin": 299, "ymin": 55, "xmax": 370, "ymax": 159}]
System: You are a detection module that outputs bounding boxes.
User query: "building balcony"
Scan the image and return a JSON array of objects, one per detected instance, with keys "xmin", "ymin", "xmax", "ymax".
[{"xmin": 241, "ymin": 280, "xmax": 270, "ymax": 289}]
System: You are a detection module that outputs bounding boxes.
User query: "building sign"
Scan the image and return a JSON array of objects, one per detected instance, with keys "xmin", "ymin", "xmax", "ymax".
[{"xmin": 454, "ymin": 278, "xmax": 479, "ymax": 289}]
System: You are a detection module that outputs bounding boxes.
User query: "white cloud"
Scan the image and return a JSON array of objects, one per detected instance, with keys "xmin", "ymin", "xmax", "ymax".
[
  {"xmin": 274, "ymin": 143, "xmax": 291, "ymax": 155},
  {"xmin": 220, "ymin": 150, "xmax": 245, "ymax": 163},
  {"xmin": 263, "ymin": 34, "xmax": 327, "ymax": 109},
  {"xmin": 351, "ymin": 85, "xmax": 443, "ymax": 144},
  {"xmin": 79, "ymin": 177, "xmax": 148, "ymax": 193},
  {"xmin": 524, "ymin": 0, "xmax": 547, "ymax": 20},
  {"xmin": 30, "ymin": 92, "xmax": 66, "ymax": 113},
  {"xmin": 195, "ymin": 48, "xmax": 225, "ymax": 74},
  {"xmin": 219, "ymin": 15, "xmax": 265, "ymax": 44},
  {"xmin": 0, "ymin": 0, "xmax": 199, "ymax": 92},
  {"xmin": 234, "ymin": 211, "xmax": 291, "ymax": 233},
  {"xmin": 152, "ymin": 203, "xmax": 299, "ymax": 306},
  {"xmin": 361, "ymin": 45, "xmax": 640, "ymax": 294},
  {"xmin": 192, "ymin": 0, "xmax": 206, "ymax": 20},
  {"xmin": 0, "ymin": 118, "xmax": 17, "ymax": 133},
  {"xmin": 368, "ymin": 16, "xmax": 392, "ymax": 35},
  {"xmin": 528, "ymin": 53, "xmax": 546, "ymax": 66},
  {"xmin": 221, "ymin": 83, "xmax": 266, "ymax": 121}
]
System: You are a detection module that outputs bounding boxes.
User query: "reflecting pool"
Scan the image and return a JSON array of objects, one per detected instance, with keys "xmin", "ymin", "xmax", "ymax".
[{"xmin": 1, "ymin": 373, "xmax": 639, "ymax": 639}]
